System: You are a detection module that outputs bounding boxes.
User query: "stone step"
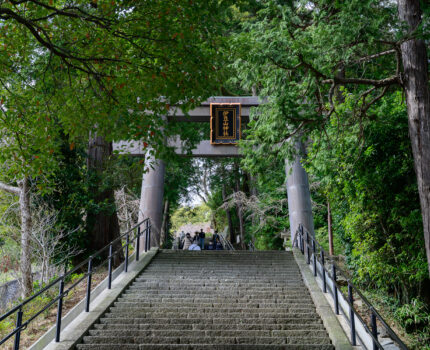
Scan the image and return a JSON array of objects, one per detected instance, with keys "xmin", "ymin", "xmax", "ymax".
[
  {"xmin": 87, "ymin": 329, "xmax": 330, "ymax": 338},
  {"xmin": 102, "ymin": 315, "xmax": 321, "ymax": 322},
  {"xmin": 109, "ymin": 306, "xmax": 317, "ymax": 313},
  {"xmin": 132, "ymin": 280, "xmax": 301, "ymax": 285},
  {"xmin": 81, "ymin": 335, "xmax": 332, "ymax": 345},
  {"xmin": 77, "ymin": 345, "xmax": 335, "ymax": 350},
  {"xmin": 93, "ymin": 323, "xmax": 326, "ymax": 331},
  {"xmin": 74, "ymin": 250, "xmax": 334, "ymax": 349},
  {"xmin": 117, "ymin": 295, "xmax": 310, "ymax": 301},
  {"xmin": 121, "ymin": 294, "xmax": 310, "ymax": 300},
  {"xmin": 114, "ymin": 301, "xmax": 313, "ymax": 308},
  {"xmin": 139, "ymin": 272, "xmax": 298, "ymax": 276},
  {"xmin": 127, "ymin": 287, "xmax": 305, "ymax": 292},
  {"xmin": 122, "ymin": 291, "xmax": 310, "ymax": 297},
  {"xmin": 134, "ymin": 279, "xmax": 297, "ymax": 283},
  {"xmin": 130, "ymin": 283, "xmax": 303, "ymax": 288},
  {"xmin": 99, "ymin": 317, "xmax": 324, "ymax": 325}
]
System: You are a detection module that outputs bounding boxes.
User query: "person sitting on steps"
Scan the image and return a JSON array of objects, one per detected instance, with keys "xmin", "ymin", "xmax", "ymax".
[
  {"xmin": 207, "ymin": 240, "xmax": 214, "ymax": 250},
  {"xmin": 182, "ymin": 232, "xmax": 193, "ymax": 250},
  {"xmin": 215, "ymin": 237, "xmax": 223, "ymax": 250}
]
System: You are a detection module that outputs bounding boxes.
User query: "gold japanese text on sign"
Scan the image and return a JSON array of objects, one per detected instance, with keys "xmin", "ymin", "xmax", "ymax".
[{"xmin": 210, "ymin": 103, "xmax": 241, "ymax": 145}]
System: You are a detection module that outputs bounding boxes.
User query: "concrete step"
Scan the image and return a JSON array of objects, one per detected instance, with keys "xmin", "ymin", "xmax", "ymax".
[
  {"xmin": 74, "ymin": 250, "xmax": 334, "ymax": 349},
  {"xmin": 109, "ymin": 306, "xmax": 317, "ymax": 313},
  {"xmin": 122, "ymin": 291, "xmax": 309, "ymax": 296},
  {"xmin": 114, "ymin": 301, "xmax": 313, "ymax": 308},
  {"xmin": 87, "ymin": 329, "xmax": 330, "ymax": 338},
  {"xmin": 81, "ymin": 335, "xmax": 332, "ymax": 345},
  {"xmin": 99, "ymin": 317, "xmax": 324, "ymax": 325},
  {"xmin": 93, "ymin": 323, "xmax": 326, "ymax": 331},
  {"xmin": 77, "ymin": 345, "xmax": 335, "ymax": 350},
  {"xmin": 119, "ymin": 298, "xmax": 311, "ymax": 304},
  {"xmin": 102, "ymin": 312, "xmax": 321, "ymax": 319}
]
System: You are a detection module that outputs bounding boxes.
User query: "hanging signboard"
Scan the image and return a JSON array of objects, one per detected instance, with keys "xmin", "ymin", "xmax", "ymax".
[{"xmin": 210, "ymin": 103, "xmax": 241, "ymax": 145}]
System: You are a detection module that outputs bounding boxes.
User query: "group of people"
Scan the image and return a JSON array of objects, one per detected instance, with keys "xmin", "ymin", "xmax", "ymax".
[{"xmin": 179, "ymin": 229, "xmax": 224, "ymax": 251}]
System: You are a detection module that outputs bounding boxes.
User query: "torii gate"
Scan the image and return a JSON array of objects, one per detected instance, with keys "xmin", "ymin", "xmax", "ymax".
[{"xmin": 113, "ymin": 96, "xmax": 314, "ymax": 251}]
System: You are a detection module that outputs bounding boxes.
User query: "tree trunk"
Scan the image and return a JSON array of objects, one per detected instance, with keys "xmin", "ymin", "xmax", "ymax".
[
  {"xmin": 160, "ymin": 199, "xmax": 169, "ymax": 247},
  {"xmin": 235, "ymin": 178, "xmax": 246, "ymax": 250},
  {"xmin": 19, "ymin": 177, "xmax": 33, "ymax": 297},
  {"xmin": 327, "ymin": 200, "xmax": 334, "ymax": 256},
  {"xmin": 247, "ymin": 173, "xmax": 259, "ymax": 225},
  {"xmin": 222, "ymin": 183, "xmax": 235, "ymax": 244},
  {"xmin": 398, "ymin": 0, "xmax": 430, "ymax": 275},
  {"xmin": 87, "ymin": 135, "xmax": 122, "ymax": 263}
]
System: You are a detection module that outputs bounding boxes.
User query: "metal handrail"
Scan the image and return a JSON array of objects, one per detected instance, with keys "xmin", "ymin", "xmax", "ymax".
[
  {"xmin": 0, "ymin": 218, "xmax": 152, "ymax": 349},
  {"xmin": 219, "ymin": 234, "xmax": 235, "ymax": 250},
  {"xmin": 295, "ymin": 224, "xmax": 408, "ymax": 350}
]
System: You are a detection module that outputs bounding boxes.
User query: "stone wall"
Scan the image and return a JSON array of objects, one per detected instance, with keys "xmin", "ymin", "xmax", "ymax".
[{"xmin": 0, "ymin": 278, "xmax": 21, "ymax": 310}]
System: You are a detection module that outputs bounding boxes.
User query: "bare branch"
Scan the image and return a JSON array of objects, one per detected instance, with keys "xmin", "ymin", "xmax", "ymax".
[
  {"xmin": 0, "ymin": 181, "xmax": 20, "ymax": 195},
  {"xmin": 353, "ymin": 49, "xmax": 396, "ymax": 64},
  {"xmin": 322, "ymin": 75, "xmax": 400, "ymax": 87}
]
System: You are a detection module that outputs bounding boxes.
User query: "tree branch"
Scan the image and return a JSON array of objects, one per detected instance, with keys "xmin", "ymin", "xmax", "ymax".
[
  {"xmin": 322, "ymin": 75, "xmax": 400, "ymax": 87},
  {"xmin": 353, "ymin": 49, "xmax": 396, "ymax": 64},
  {"xmin": 0, "ymin": 181, "xmax": 21, "ymax": 195}
]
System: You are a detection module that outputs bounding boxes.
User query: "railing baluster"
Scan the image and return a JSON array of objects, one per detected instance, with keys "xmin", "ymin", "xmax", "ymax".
[
  {"xmin": 371, "ymin": 309, "xmax": 378, "ymax": 350},
  {"xmin": 145, "ymin": 220, "xmax": 149, "ymax": 252},
  {"xmin": 301, "ymin": 232, "xmax": 304, "ymax": 254},
  {"xmin": 333, "ymin": 264, "xmax": 339, "ymax": 315},
  {"xmin": 13, "ymin": 309, "xmax": 23, "ymax": 350},
  {"xmin": 108, "ymin": 244, "xmax": 113, "ymax": 289},
  {"xmin": 348, "ymin": 282, "xmax": 357, "ymax": 345},
  {"xmin": 306, "ymin": 232, "xmax": 310, "ymax": 265},
  {"xmin": 55, "ymin": 279, "xmax": 65, "ymax": 342},
  {"xmin": 321, "ymin": 250, "xmax": 327, "ymax": 293},
  {"xmin": 124, "ymin": 234, "xmax": 129, "ymax": 272},
  {"xmin": 149, "ymin": 221, "xmax": 152, "ymax": 252},
  {"xmin": 136, "ymin": 226, "xmax": 141, "ymax": 261},
  {"xmin": 85, "ymin": 257, "xmax": 93, "ymax": 312},
  {"xmin": 312, "ymin": 240, "xmax": 317, "ymax": 276}
]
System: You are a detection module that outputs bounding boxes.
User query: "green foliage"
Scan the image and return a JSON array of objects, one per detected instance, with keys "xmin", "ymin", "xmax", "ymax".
[
  {"xmin": 395, "ymin": 298, "xmax": 430, "ymax": 334},
  {"xmin": 305, "ymin": 92, "xmax": 428, "ymax": 302},
  {"xmin": 0, "ymin": 0, "xmax": 233, "ymax": 189},
  {"xmin": 170, "ymin": 204, "xmax": 212, "ymax": 233}
]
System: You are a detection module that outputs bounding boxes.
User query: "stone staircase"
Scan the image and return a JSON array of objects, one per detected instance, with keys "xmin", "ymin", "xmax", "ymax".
[{"xmin": 76, "ymin": 250, "xmax": 335, "ymax": 349}]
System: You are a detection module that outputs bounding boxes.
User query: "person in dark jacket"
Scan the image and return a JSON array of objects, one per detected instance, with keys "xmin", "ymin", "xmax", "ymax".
[
  {"xmin": 198, "ymin": 229, "xmax": 205, "ymax": 250},
  {"xmin": 212, "ymin": 231, "xmax": 220, "ymax": 244},
  {"xmin": 215, "ymin": 237, "xmax": 223, "ymax": 250}
]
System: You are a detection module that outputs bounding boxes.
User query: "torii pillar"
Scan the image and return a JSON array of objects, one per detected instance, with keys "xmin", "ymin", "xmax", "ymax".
[
  {"xmin": 286, "ymin": 140, "xmax": 315, "ymax": 245},
  {"xmin": 138, "ymin": 154, "xmax": 165, "ymax": 251}
]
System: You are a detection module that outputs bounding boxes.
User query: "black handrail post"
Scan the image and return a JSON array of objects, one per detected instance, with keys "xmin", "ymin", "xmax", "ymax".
[
  {"xmin": 306, "ymin": 232, "xmax": 310, "ymax": 265},
  {"xmin": 371, "ymin": 309, "xmax": 378, "ymax": 350},
  {"xmin": 108, "ymin": 244, "xmax": 113, "ymax": 289},
  {"xmin": 301, "ymin": 232, "xmax": 304, "ymax": 254},
  {"xmin": 145, "ymin": 220, "xmax": 149, "ymax": 252},
  {"xmin": 55, "ymin": 279, "xmax": 65, "ymax": 342},
  {"xmin": 348, "ymin": 282, "xmax": 357, "ymax": 345},
  {"xmin": 136, "ymin": 226, "xmax": 141, "ymax": 261},
  {"xmin": 333, "ymin": 264, "xmax": 339, "ymax": 315},
  {"xmin": 298, "ymin": 230, "xmax": 301, "ymax": 252},
  {"xmin": 85, "ymin": 257, "xmax": 93, "ymax": 312},
  {"xmin": 124, "ymin": 234, "xmax": 129, "ymax": 273},
  {"xmin": 321, "ymin": 250, "xmax": 327, "ymax": 293},
  {"xmin": 13, "ymin": 309, "xmax": 23, "ymax": 350},
  {"xmin": 148, "ymin": 224, "xmax": 151, "ymax": 251},
  {"xmin": 312, "ymin": 240, "xmax": 317, "ymax": 276}
]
